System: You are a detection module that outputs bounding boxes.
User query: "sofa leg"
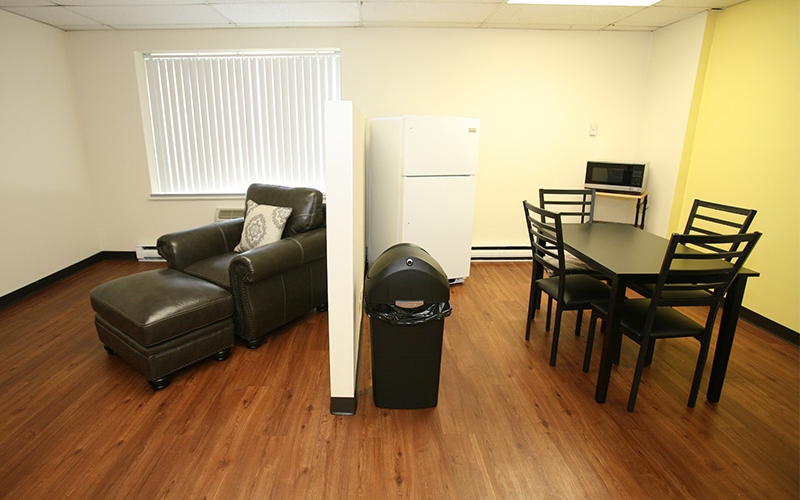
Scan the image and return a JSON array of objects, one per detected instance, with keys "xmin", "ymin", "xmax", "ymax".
[
  {"xmin": 148, "ymin": 376, "xmax": 171, "ymax": 390},
  {"xmin": 317, "ymin": 304, "xmax": 328, "ymax": 312},
  {"xmin": 212, "ymin": 347, "xmax": 231, "ymax": 361},
  {"xmin": 103, "ymin": 345, "xmax": 116, "ymax": 355}
]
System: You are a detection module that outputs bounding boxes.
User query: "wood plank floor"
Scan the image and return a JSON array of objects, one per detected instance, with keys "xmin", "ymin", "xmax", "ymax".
[{"xmin": 0, "ymin": 260, "xmax": 797, "ymax": 499}]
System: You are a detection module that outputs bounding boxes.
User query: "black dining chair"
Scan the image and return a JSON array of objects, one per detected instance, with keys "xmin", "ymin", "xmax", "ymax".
[
  {"xmin": 582, "ymin": 231, "xmax": 762, "ymax": 412},
  {"xmin": 539, "ymin": 188, "xmax": 596, "ymax": 224},
  {"xmin": 538, "ymin": 189, "xmax": 598, "ymax": 272},
  {"xmin": 523, "ymin": 200, "xmax": 611, "ymax": 366},
  {"xmin": 536, "ymin": 188, "xmax": 600, "ymax": 320},
  {"xmin": 630, "ymin": 199, "xmax": 757, "ymax": 364},
  {"xmin": 683, "ymin": 199, "xmax": 757, "ymax": 251}
]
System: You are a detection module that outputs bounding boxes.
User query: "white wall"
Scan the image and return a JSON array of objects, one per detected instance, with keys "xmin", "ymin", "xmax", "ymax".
[
  {"xmin": 2, "ymin": 15, "xmax": 714, "ymax": 407},
  {"xmin": 63, "ymin": 27, "xmax": 671, "ymax": 253},
  {"xmin": 0, "ymin": 11, "xmax": 100, "ymax": 297},
  {"xmin": 324, "ymin": 101, "xmax": 366, "ymax": 405}
]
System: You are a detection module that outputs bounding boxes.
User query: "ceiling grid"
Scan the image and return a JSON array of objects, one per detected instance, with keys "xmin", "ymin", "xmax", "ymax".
[{"xmin": 0, "ymin": 0, "xmax": 744, "ymax": 31}]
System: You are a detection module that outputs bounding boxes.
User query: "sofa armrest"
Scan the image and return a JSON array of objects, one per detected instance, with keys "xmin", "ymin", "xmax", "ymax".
[
  {"xmin": 230, "ymin": 227, "xmax": 326, "ymax": 284},
  {"xmin": 157, "ymin": 219, "xmax": 244, "ymax": 271}
]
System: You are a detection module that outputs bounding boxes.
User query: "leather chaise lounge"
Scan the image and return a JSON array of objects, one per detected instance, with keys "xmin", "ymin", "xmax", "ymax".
[
  {"xmin": 90, "ymin": 183, "xmax": 328, "ymax": 389},
  {"xmin": 156, "ymin": 183, "xmax": 329, "ymax": 349}
]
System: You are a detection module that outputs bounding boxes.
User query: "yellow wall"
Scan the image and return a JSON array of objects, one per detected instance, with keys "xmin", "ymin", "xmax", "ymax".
[{"xmin": 675, "ymin": 0, "xmax": 800, "ymax": 331}]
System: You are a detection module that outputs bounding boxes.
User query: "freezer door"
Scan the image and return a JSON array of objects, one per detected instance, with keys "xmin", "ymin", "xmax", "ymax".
[
  {"xmin": 402, "ymin": 116, "xmax": 480, "ymax": 177},
  {"xmin": 401, "ymin": 175, "xmax": 477, "ymax": 281}
]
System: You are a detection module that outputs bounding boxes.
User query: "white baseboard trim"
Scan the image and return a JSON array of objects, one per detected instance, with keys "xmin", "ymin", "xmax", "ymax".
[{"xmin": 471, "ymin": 246, "xmax": 530, "ymax": 261}]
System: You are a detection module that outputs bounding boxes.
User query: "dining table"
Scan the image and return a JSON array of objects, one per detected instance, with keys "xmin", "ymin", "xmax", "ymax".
[{"xmin": 559, "ymin": 222, "xmax": 759, "ymax": 404}]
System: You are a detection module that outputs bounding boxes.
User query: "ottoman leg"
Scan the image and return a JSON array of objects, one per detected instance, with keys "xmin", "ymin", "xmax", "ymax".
[{"xmin": 212, "ymin": 347, "xmax": 231, "ymax": 361}]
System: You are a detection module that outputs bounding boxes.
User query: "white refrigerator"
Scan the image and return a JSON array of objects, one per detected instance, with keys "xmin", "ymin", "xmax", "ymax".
[{"xmin": 367, "ymin": 115, "xmax": 480, "ymax": 283}]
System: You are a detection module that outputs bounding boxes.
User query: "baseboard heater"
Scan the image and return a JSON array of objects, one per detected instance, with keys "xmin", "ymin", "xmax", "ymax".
[
  {"xmin": 471, "ymin": 246, "xmax": 530, "ymax": 261},
  {"xmin": 135, "ymin": 245, "xmax": 165, "ymax": 262}
]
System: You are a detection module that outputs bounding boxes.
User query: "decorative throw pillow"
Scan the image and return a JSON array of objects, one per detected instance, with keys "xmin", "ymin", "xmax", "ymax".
[{"xmin": 234, "ymin": 200, "xmax": 292, "ymax": 253}]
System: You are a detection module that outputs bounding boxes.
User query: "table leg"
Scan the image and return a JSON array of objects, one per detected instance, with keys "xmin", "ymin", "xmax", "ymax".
[
  {"xmin": 596, "ymin": 276, "xmax": 625, "ymax": 403},
  {"xmin": 707, "ymin": 275, "xmax": 749, "ymax": 402}
]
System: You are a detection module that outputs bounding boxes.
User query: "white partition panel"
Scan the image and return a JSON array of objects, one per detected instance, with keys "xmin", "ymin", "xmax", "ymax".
[{"xmin": 324, "ymin": 101, "xmax": 366, "ymax": 415}]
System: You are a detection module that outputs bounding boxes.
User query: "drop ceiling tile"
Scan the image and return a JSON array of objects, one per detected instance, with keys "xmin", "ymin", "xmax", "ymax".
[
  {"xmin": 361, "ymin": 2, "xmax": 499, "ymax": 26},
  {"xmin": 364, "ymin": 0, "xmax": 503, "ymax": 3},
  {"xmin": 5, "ymin": 6, "xmax": 104, "ymax": 27},
  {"xmin": 0, "ymin": 0, "xmax": 746, "ymax": 31},
  {"xmin": 68, "ymin": 5, "xmax": 234, "ymax": 28},
  {"xmin": 61, "ymin": 0, "xmax": 200, "ymax": 5},
  {"xmin": 0, "ymin": 0, "xmax": 54, "ymax": 7},
  {"xmin": 612, "ymin": 6, "xmax": 706, "ymax": 27},
  {"xmin": 654, "ymin": 0, "xmax": 744, "ymax": 7},
  {"xmin": 485, "ymin": 4, "xmax": 640, "ymax": 28},
  {"xmin": 212, "ymin": 0, "xmax": 357, "ymax": 3},
  {"xmin": 214, "ymin": 2, "xmax": 361, "ymax": 26}
]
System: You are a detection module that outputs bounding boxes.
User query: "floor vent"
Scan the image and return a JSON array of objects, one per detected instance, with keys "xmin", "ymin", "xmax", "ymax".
[
  {"xmin": 215, "ymin": 208, "xmax": 244, "ymax": 222},
  {"xmin": 135, "ymin": 245, "xmax": 164, "ymax": 261}
]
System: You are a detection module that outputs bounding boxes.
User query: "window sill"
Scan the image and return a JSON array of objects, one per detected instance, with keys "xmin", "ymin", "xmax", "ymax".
[{"xmin": 149, "ymin": 194, "xmax": 246, "ymax": 201}]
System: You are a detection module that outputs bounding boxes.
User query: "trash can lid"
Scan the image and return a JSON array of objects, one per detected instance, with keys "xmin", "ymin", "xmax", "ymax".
[{"xmin": 365, "ymin": 243, "xmax": 450, "ymax": 305}]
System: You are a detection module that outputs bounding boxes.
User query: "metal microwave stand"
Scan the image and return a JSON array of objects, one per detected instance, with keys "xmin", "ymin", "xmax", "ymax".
[{"xmin": 595, "ymin": 191, "xmax": 648, "ymax": 229}]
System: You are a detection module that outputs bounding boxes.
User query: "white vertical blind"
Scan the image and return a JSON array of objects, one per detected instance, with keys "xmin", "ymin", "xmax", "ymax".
[{"xmin": 143, "ymin": 51, "xmax": 341, "ymax": 194}]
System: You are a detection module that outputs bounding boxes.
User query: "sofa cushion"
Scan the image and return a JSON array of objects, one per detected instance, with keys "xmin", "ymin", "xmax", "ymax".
[
  {"xmin": 234, "ymin": 200, "xmax": 292, "ymax": 253},
  {"xmin": 245, "ymin": 184, "xmax": 324, "ymax": 236},
  {"xmin": 184, "ymin": 253, "xmax": 237, "ymax": 290}
]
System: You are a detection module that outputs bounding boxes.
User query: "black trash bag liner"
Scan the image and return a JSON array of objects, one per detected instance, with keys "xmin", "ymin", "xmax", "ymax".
[{"xmin": 365, "ymin": 301, "xmax": 452, "ymax": 325}]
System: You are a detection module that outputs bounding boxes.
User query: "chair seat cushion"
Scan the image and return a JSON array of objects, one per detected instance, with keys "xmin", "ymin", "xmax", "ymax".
[
  {"xmin": 631, "ymin": 282, "xmax": 713, "ymax": 300},
  {"xmin": 537, "ymin": 274, "xmax": 610, "ymax": 306},
  {"xmin": 593, "ymin": 299, "xmax": 704, "ymax": 339},
  {"xmin": 90, "ymin": 269, "xmax": 233, "ymax": 347},
  {"xmin": 184, "ymin": 253, "xmax": 237, "ymax": 289},
  {"xmin": 543, "ymin": 252, "xmax": 594, "ymax": 275}
]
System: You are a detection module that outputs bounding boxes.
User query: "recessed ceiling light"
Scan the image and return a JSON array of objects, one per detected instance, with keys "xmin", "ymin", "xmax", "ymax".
[{"xmin": 507, "ymin": 0, "xmax": 657, "ymax": 5}]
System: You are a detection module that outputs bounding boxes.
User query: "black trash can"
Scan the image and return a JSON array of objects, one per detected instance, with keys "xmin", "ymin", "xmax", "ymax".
[{"xmin": 364, "ymin": 243, "xmax": 451, "ymax": 409}]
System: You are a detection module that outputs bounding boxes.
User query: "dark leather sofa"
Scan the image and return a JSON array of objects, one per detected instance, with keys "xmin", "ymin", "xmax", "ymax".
[{"xmin": 157, "ymin": 184, "xmax": 328, "ymax": 348}]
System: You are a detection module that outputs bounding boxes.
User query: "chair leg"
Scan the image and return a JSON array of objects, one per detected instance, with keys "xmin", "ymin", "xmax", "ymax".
[
  {"xmin": 549, "ymin": 306, "xmax": 563, "ymax": 366},
  {"xmin": 545, "ymin": 297, "xmax": 553, "ymax": 331},
  {"xmin": 575, "ymin": 309, "xmax": 583, "ymax": 336},
  {"xmin": 583, "ymin": 312, "xmax": 598, "ymax": 373},
  {"xmin": 688, "ymin": 335, "xmax": 712, "ymax": 408},
  {"xmin": 526, "ymin": 282, "xmax": 537, "ymax": 341},
  {"xmin": 644, "ymin": 340, "xmax": 655, "ymax": 366},
  {"xmin": 627, "ymin": 337, "xmax": 652, "ymax": 412}
]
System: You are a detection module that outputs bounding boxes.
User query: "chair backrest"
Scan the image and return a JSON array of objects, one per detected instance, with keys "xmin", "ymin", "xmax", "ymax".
[
  {"xmin": 523, "ymin": 200, "xmax": 566, "ymax": 280},
  {"xmin": 647, "ymin": 231, "xmax": 762, "ymax": 330},
  {"xmin": 683, "ymin": 199, "xmax": 756, "ymax": 255},
  {"xmin": 539, "ymin": 188, "xmax": 595, "ymax": 224},
  {"xmin": 245, "ymin": 183, "xmax": 324, "ymax": 236}
]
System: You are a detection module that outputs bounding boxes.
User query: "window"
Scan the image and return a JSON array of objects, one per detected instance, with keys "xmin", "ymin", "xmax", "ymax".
[{"xmin": 142, "ymin": 50, "xmax": 340, "ymax": 195}]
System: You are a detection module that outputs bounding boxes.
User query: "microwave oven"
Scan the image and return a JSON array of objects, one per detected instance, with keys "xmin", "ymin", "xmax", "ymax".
[{"xmin": 584, "ymin": 161, "xmax": 648, "ymax": 194}]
